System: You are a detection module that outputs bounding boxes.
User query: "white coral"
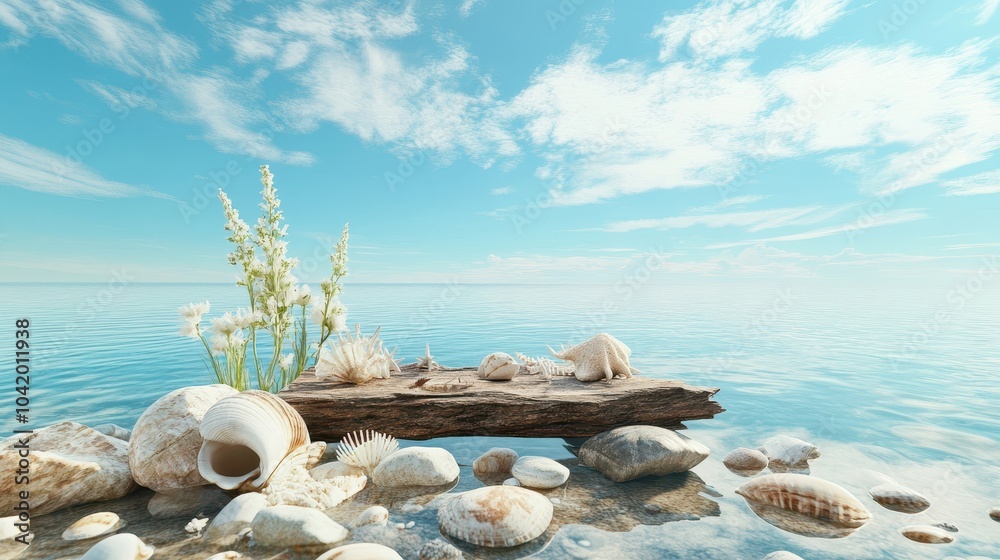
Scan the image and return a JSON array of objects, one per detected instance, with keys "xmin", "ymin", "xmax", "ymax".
[{"xmin": 315, "ymin": 326, "xmax": 399, "ymax": 384}]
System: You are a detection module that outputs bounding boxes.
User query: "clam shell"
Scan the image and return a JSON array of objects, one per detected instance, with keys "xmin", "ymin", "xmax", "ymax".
[
  {"xmin": 438, "ymin": 485, "xmax": 552, "ymax": 548},
  {"xmin": 477, "ymin": 353, "xmax": 519, "ymax": 381},
  {"xmin": 418, "ymin": 538, "xmax": 464, "ymax": 560},
  {"xmin": 316, "ymin": 543, "xmax": 404, "ymax": 559},
  {"xmin": 511, "ymin": 456, "xmax": 569, "ymax": 489},
  {"xmin": 473, "ymin": 448, "xmax": 518, "ymax": 477},
  {"xmin": 80, "ymin": 533, "xmax": 154, "ymax": 560},
  {"xmin": 723, "ymin": 447, "xmax": 768, "ymax": 475},
  {"xmin": 61, "ymin": 512, "xmax": 123, "ymax": 541},
  {"xmin": 198, "ymin": 390, "xmax": 310, "ymax": 490},
  {"xmin": 736, "ymin": 473, "xmax": 872, "ymax": 528},
  {"xmin": 869, "ymin": 482, "xmax": 930, "ymax": 513},
  {"xmin": 900, "ymin": 524, "xmax": 954, "ymax": 544},
  {"xmin": 349, "ymin": 506, "xmax": 389, "ymax": 529}
]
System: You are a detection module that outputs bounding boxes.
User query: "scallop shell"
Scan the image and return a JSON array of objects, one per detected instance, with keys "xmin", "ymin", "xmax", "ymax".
[
  {"xmin": 336, "ymin": 430, "xmax": 398, "ymax": 476},
  {"xmin": 869, "ymin": 482, "xmax": 930, "ymax": 513},
  {"xmin": 198, "ymin": 390, "xmax": 310, "ymax": 490},
  {"xmin": 316, "ymin": 543, "xmax": 404, "ymax": 560},
  {"xmin": 900, "ymin": 524, "xmax": 954, "ymax": 544},
  {"xmin": 349, "ymin": 506, "xmax": 390, "ymax": 529},
  {"xmin": 418, "ymin": 538, "xmax": 464, "ymax": 560},
  {"xmin": 549, "ymin": 333, "xmax": 638, "ymax": 382},
  {"xmin": 723, "ymin": 447, "xmax": 768, "ymax": 475},
  {"xmin": 62, "ymin": 512, "xmax": 124, "ymax": 541},
  {"xmin": 736, "ymin": 473, "xmax": 872, "ymax": 528},
  {"xmin": 473, "ymin": 448, "xmax": 518, "ymax": 477},
  {"xmin": 80, "ymin": 533, "xmax": 154, "ymax": 560},
  {"xmin": 477, "ymin": 353, "xmax": 519, "ymax": 381},
  {"xmin": 438, "ymin": 485, "xmax": 553, "ymax": 547}
]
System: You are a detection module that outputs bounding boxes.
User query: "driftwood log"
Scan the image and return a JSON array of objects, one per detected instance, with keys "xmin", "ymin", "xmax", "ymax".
[{"xmin": 278, "ymin": 364, "xmax": 723, "ymax": 441}]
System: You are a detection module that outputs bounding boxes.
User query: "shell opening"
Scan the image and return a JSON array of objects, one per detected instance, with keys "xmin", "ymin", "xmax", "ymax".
[{"xmin": 201, "ymin": 440, "xmax": 262, "ymax": 489}]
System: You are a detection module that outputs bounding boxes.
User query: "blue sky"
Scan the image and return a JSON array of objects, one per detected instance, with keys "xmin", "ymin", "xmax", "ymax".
[{"xmin": 1, "ymin": 0, "xmax": 998, "ymax": 284}]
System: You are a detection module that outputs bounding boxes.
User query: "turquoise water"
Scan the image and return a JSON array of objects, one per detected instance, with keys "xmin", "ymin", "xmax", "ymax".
[{"xmin": 2, "ymin": 282, "xmax": 999, "ymax": 558}]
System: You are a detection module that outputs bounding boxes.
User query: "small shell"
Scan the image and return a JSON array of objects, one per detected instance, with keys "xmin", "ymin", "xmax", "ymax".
[
  {"xmin": 736, "ymin": 473, "xmax": 872, "ymax": 528},
  {"xmin": 205, "ymin": 553, "xmax": 243, "ymax": 560},
  {"xmin": 511, "ymin": 456, "xmax": 569, "ymax": 489},
  {"xmin": 477, "ymin": 353, "xmax": 519, "ymax": 381},
  {"xmin": 316, "ymin": 326, "xmax": 396, "ymax": 384},
  {"xmin": 80, "ymin": 533, "xmax": 154, "ymax": 560},
  {"xmin": 473, "ymin": 448, "xmax": 518, "ymax": 477},
  {"xmin": 418, "ymin": 538, "xmax": 464, "ymax": 560},
  {"xmin": 336, "ymin": 430, "xmax": 399, "ymax": 476},
  {"xmin": 549, "ymin": 333, "xmax": 638, "ymax": 382},
  {"xmin": 198, "ymin": 390, "xmax": 310, "ymax": 490},
  {"xmin": 869, "ymin": 482, "xmax": 930, "ymax": 513},
  {"xmin": 349, "ymin": 506, "xmax": 389, "ymax": 529},
  {"xmin": 762, "ymin": 553, "xmax": 804, "ymax": 560},
  {"xmin": 316, "ymin": 543, "xmax": 404, "ymax": 560},
  {"xmin": 988, "ymin": 507, "xmax": 1000, "ymax": 521},
  {"xmin": 61, "ymin": 512, "xmax": 123, "ymax": 541},
  {"xmin": 438, "ymin": 486, "xmax": 552, "ymax": 547},
  {"xmin": 723, "ymin": 447, "xmax": 768, "ymax": 475},
  {"xmin": 900, "ymin": 524, "xmax": 954, "ymax": 544},
  {"xmin": 758, "ymin": 435, "xmax": 820, "ymax": 467}
]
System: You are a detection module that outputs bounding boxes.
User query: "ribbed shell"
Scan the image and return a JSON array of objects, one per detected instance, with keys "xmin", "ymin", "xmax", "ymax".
[
  {"xmin": 198, "ymin": 390, "xmax": 310, "ymax": 490},
  {"xmin": 869, "ymin": 482, "xmax": 930, "ymax": 513},
  {"xmin": 736, "ymin": 474, "xmax": 872, "ymax": 528},
  {"xmin": 438, "ymin": 486, "xmax": 552, "ymax": 548},
  {"xmin": 79, "ymin": 533, "xmax": 154, "ymax": 560}
]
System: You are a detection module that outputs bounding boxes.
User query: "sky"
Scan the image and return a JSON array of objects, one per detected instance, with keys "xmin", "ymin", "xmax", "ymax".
[{"xmin": 0, "ymin": 0, "xmax": 998, "ymax": 284}]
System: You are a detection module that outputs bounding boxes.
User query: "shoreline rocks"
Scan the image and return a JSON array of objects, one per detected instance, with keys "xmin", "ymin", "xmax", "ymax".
[
  {"xmin": 579, "ymin": 425, "xmax": 710, "ymax": 482},
  {"xmin": 723, "ymin": 447, "xmax": 768, "ymax": 475},
  {"xmin": 250, "ymin": 505, "xmax": 349, "ymax": 548},
  {"xmin": 511, "ymin": 456, "xmax": 569, "ymax": 489},
  {"xmin": 372, "ymin": 447, "xmax": 459, "ymax": 487}
]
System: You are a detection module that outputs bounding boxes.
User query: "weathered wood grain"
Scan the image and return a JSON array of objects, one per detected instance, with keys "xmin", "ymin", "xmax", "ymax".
[{"xmin": 278, "ymin": 364, "xmax": 724, "ymax": 441}]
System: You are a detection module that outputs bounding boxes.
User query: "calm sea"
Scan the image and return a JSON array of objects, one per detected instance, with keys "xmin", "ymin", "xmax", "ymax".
[{"xmin": 2, "ymin": 282, "xmax": 998, "ymax": 559}]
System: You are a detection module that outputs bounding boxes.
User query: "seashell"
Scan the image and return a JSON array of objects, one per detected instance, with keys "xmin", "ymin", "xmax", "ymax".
[
  {"xmin": 336, "ymin": 430, "xmax": 398, "ymax": 476},
  {"xmin": 62, "ymin": 512, "xmax": 124, "ymax": 541},
  {"xmin": 990, "ymin": 507, "xmax": 1000, "ymax": 521},
  {"xmin": 92, "ymin": 423, "xmax": 131, "ymax": 441},
  {"xmin": 185, "ymin": 517, "xmax": 208, "ymax": 534},
  {"xmin": 316, "ymin": 543, "xmax": 404, "ymax": 560},
  {"xmin": 723, "ymin": 447, "xmax": 768, "ymax": 475},
  {"xmin": 261, "ymin": 465, "xmax": 366, "ymax": 509},
  {"xmin": 418, "ymin": 538, "xmax": 464, "ymax": 560},
  {"xmin": 549, "ymin": 333, "xmax": 638, "ymax": 382},
  {"xmin": 579, "ymin": 425, "xmax": 710, "ymax": 482},
  {"xmin": 869, "ymin": 482, "xmax": 930, "ymax": 513},
  {"xmin": 130, "ymin": 385, "xmax": 239, "ymax": 492},
  {"xmin": 899, "ymin": 524, "xmax": 954, "ymax": 544},
  {"xmin": 517, "ymin": 353, "xmax": 574, "ymax": 379},
  {"xmin": 931, "ymin": 522, "xmax": 958, "ymax": 532},
  {"xmin": 438, "ymin": 485, "xmax": 553, "ymax": 548},
  {"xmin": 473, "ymin": 447, "xmax": 518, "ymax": 477},
  {"xmin": 250, "ymin": 505, "xmax": 349, "ymax": 548},
  {"xmin": 762, "ymin": 552, "xmax": 803, "ymax": 560},
  {"xmin": 477, "ymin": 353, "xmax": 519, "ymax": 381},
  {"xmin": 511, "ymin": 456, "xmax": 570, "ymax": 489},
  {"xmin": 349, "ymin": 506, "xmax": 389, "ymax": 529},
  {"xmin": 758, "ymin": 435, "xmax": 820, "ymax": 470},
  {"xmin": 205, "ymin": 493, "xmax": 269, "ymax": 540},
  {"xmin": 316, "ymin": 326, "xmax": 397, "ymax": 384},
  {"xmin": 503, "ymin": 477, "xmax": 520, "ymax": 486},
  {"xmin": 415, "ymin": 344, "xmax": 440, "ymax": 371},
  {"xmin": 736, "ymin": 473, "xmax": 872, "ymax": 528},
  {"xmin": 372, "ymin": 447, "xmax": 459, "ymax": 487},
  {"xmin": 80, "ymin": 533, "xmax": 154, "ymax": 560},
  {"xmin": 205, "ymin": 553, "xmax": 243, "ymax": 560},
  {"xmin": 197, "ymin": 390, "xmax": 310, "ymax": 490}
]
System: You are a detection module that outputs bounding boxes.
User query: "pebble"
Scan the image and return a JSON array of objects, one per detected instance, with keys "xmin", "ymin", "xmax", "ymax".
[
  {"xmin": 406, "ymin": 521, "xmax": 415, "ymax": 529},
  {"xmin": 550, "ymin": 498, "xmax": 561, "ymax": 505},
  {"xmin": 578, "ymin": 540, "xmax": 591, "ymax": 547},
  {"xmin": 990, "ymin": 507, "xmax": 1000, "ymax": 522},
  {"xmin": 396, "ymin": 523, "xmax": 406, "ymax": 530}
]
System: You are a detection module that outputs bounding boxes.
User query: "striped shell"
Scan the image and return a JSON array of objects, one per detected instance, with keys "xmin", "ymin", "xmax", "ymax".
[
  {"xmin": 316, "ymin": 543, "xmax": 404, "ymax": 559},
  {"xmin": 438, "ymin": 485, "xmax": 552, "ymax": 547},
  {"xmin": 477, "ymin": 353, "xmax": 519, "ymax": 381},
  {"xmin": 736, "ymin": 473, "xmax": 872, "ymax": 528},
  {"xmin": 197, "ymin": 391, "xmax": 310, "ymax": 490},
  {"xmin": 900, "ymin": 524, "xmax": 954, "ymax": 544},
  {"xmin": 61, "ymin": 512, "xmax": 123, "ymax": 541},
  {"xmin": 80, "ymin": 533, "xmax": 154, "ymax": 560},
  {"xmin": 869, "ymin": 482, "xmax": 930, "ymax": 513}
]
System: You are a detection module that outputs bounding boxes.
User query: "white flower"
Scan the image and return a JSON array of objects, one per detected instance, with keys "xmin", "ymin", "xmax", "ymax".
[
  {"xmin": 279, "ymin": 353, "xmax": 295, "ymax": 371},
  {"xmin": 233, "ymin": 308, "xmax": 261, "ymax": 329},
  {"xmin": 179, "ymin": 319, "xmax": 200, "ymax": 339},
  {"xmin": 211, "ymin": 312, "xmax": 238, "ymax": 336},
  {"xmin": 179, "ymin": 301, "xmax": 210, "ymax": 320},
  {"xmin": 210, "ymin": 335, "xmax": 228, "ymax": 356},
  {"xmin": 330, "ymin": 311, "xmax": 347, "ymax": 333},
  {"xmin": 290, "ymin": 284, "xmax": 312, "ymax": 306}
]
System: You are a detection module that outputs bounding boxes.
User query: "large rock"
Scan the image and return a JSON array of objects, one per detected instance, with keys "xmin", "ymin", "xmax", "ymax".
[
  {"xmin": 205, "ymin": 492, "xmax": 268, "ymax": 540},
  {"xmin": 251, "ymin": 505, "xmax": 349, "ymax": 547},
  {"xmin": 579, "ymin": 425, "xmax": 709, "ymax": 482},
  {"xmin": 372, "ymin": 447, "xmax": 459, "ymax": 487},
  {"xmin": 128, "ymin": 384, "xmax": 238, "ymax": 492},
  {"xmin": 0, "ymin": 422, "xmax": 137, "ymax": 515}
]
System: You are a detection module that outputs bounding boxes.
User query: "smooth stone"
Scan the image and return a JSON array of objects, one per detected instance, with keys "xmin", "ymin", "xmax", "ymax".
[
  {"xmin": 511, "ymin": 456, "xmax": 570, "ymax": 489},
  {"xmin": 372, "ymin": 447, "xmax": 459, "ymax": 487},
  {"xmin": 129, "ymin": 384, "xmax": 238, "ymax": 492},
  {"xmin": 0, "ymin": 422, "xmax": 136, "ymax": 515},
  {"xmin": 418, "ymin": 538, "xmax": 464, "ymax": 559},
  {"xmin": 758, "ymin": 435, "xmax": 820, "ymax": 466},
  {"xmin": 0, "ymin": 516, "xmax": 21, "ymax": 540},
  {"xmin": 92, "ymin": 423, "xmax": 132, "ymax": 442},
  {"xmin": 472, "ymin": 447, "xmax": 518, "ymax": 476},
  {"xmin": 502, "ymin": 478, "xmax": 520, "ymax": 487},
  {"xmin": 989, "ymin": 507, "xmax": 1000, "ymax": 521},
  {"xmin": 205, "ymin": 492, "xmax": 269, "ymax": 540},
  {"xmin": 579, "ymin": 425, "xmax": 710, "ymax": 482},
  {"xmin": 80, "ymin": 533, "xmax": 154, "ymax": 560},
  {"xmin": 870, "ymin": 482, "xmax": 931, "ymax": 513},
  {"xmin": 723, "ymin": 447, "xmax": 768, "ymax": 474},
  {"xmin": 251, "ymin": 505, "xmax": 349, "ymax": 548},
  {"xmin": 349, "ymin": 505, "xmax": 390, "ymax": 529},
  {"xmin": 61, "ymin": 512, "xmax": 123, "ymax": 541},
  {"xmin": 477, "ymin": 352, "xmax": 519, "ymax": 381},
  {"xmin": 317, "ymin": 543, "xmax": 404, "ymax": 559},
  {"xmin": 762, "ymin": 553, "xmax": 804, "ymax": 560},
  {"xmin": 900, "ymin": 524, "xmax": 955, "ymax": 544}
]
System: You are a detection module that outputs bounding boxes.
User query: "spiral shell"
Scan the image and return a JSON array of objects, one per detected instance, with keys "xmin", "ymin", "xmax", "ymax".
[
  {"xmin": 197, "ymin": 391, "xmax": 310, "ymax": 490},
  {"xmin": 438, "ymin": 485, "xmax": 552, "ymax": 547},
  {"xmin": 736, "ymin": 473, "xmax": 872, "ymax": 528}
]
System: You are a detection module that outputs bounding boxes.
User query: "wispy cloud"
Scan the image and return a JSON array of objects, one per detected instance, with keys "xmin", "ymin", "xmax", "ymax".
[
  {"xmin": 975, "ymin": 0, "xmax": 999, "ymax": 25},
  {"xmin": 459, "ymin": 0, "xmax": 485, "ymax": 18},
  {"xmin": 601, "ymin": 204, "xmax": 853, "ymax": 233},
  {"xmin": 941, "ymin": 170, "xmax": 1000, "ymax": 196},
  {"xmin": 490, "ymin": 186, "xmax": 513, "ymax": 195},
  {"xmin": 0, "ymin": 133, "xmax": 169, "ymax": 198},
  {"xmin": 707, "ymin": 209, "xmax": 927, "ymax": 249},
  {"xmin": 687, "ymin": 194, "xmax": 769, "ymax": 213}
]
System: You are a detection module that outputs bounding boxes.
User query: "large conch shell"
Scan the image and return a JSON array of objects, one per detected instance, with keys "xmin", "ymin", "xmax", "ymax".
[
  {"xmin": 549, "ymin": 333, "xmax": 639, "ymax": 382},
  {"xmin": 198, "ymin": 390, "xmax": 315, "ymax": 491}
]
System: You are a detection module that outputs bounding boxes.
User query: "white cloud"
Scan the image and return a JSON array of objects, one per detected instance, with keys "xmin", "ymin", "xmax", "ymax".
[
  {"xmin": 602, "ymin": 205, "xmax": 844, "ymax": 233},
  {"xmin": 707, "ymin": 209, "xmax": 927, "ymax": 249},
  {"xmin": 941, "ymin": 170, "xmax": 1000, "ymax": 196},
  {"xmin": 490, "ymin": 186, "xmax": 513, "ymax": 195},
  {"xmin": 687, "ymin": 194, "xmax": 769, "ymax": 213},
  {"xmin": 975, "ymin": 0, "xmax": 999, "ymax": 24},
  {"xmin": 459, "ymin": 0, "xmax": 485, "ymax": 18},
  {"xmin": 0, "ymin": 133, "xmax": 168, "ymax": 198}
]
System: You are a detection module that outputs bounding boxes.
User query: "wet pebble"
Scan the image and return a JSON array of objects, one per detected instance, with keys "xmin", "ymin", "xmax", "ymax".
[{"xmin": 990, "ymin": 507, "xmax": 1000, "ymax": 522}]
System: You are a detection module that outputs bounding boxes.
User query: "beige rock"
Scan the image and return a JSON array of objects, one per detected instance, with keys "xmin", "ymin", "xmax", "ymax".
[
  {"xmin": 511, "ymin": 456, "xmax": 569, "ymax": 489},
  {"xmin": 372, "ymin": 447, "xmax": 459, "ymax": 487},
  {"xmin": 129, "ymin": 384, "xmax": 238, "ymax": 492},
  {"xmin": 0, "ymin": 422, "xmax": 136, "ymax": 515},
  {"xmin": 472, "ymin": 448, "xmax": 518, "ymax": 477},
  {"xmin": 204, "ymin": 493, "xmax": 268, "ymax": 540},
  {"xmin": 579, "ymin": 425, "xmax": 709, "ymax": 482},
  {"xmin": 250, "ymin": 505, "xmax": 349, "ymax": 547},
  {"xmin": 80, "ymin": 533, "xmax": 154, "ymax": 560},
  {"xmin": 92, "ymin": 423, "xmax": 131, "ymax": 441}
]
